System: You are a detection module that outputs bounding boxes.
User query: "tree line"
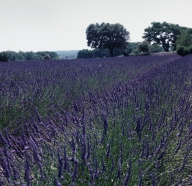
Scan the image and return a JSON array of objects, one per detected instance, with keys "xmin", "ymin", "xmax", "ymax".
[
  {"xmin": 82, "ymin": 22, "xmax": 192, "ymax": 58},
  {"xmin": 77, "ymin": 42, "xmax": 164, "ymax": 58},
  {"xmin": 1, "ymin": 21, "xmax": 192, "ymax": 61},
  {"xmin": 0, "ymin": 51, "xmax": 59, "ymax": 62}
]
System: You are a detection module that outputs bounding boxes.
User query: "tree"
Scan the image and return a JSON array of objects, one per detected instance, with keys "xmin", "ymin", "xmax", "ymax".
[
  {"xmin": 16, "ymin": 53, "xmax": 25, "ymax": 60},
  {"xmin": 77, "ymin": 49, "xmax": 93, "ymax": 58},
  {"xmin": 125, "ymin": 42, "xmax": 140, "ymax": 55},
  {"xmin": 176, "ymin": 29, "xmax": 192, "ymax": 47},
  {"xmin": 86, "ymin": 22, "xmax": 130, "ymax": 57},
  {"xmin": 138, "ymin": 41, "xmax": 150, "ymax": 54},
  {"xmin": 142, "ymin": 22, "xmax": 185, "ymax": 52},
  {"xmin": 0, "ymin": 52, "xmax": 8, "ymax": 62},
  {"xmin": 25, "ymin": 51, "xmax": 36, "ymax": 60},
  {"xmin": 44, "ymin": 54, "xmax": 51, "ymax": 60}
]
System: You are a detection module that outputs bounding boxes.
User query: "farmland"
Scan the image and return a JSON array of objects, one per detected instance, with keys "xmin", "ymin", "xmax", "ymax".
[{"xmin": 0, "ymin": 54, "xmax": 192, "ymax": 185}]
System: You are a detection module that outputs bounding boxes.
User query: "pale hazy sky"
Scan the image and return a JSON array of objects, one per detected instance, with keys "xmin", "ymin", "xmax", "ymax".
[{"xmin": 0, "ymin": 0, "xmax": 192, "ymax": 52}]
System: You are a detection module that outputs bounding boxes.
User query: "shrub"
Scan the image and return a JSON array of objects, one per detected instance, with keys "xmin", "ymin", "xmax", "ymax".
[
  {"xmin": 177, "ymin": 46, "xmax": 187, "ymax": 56},
  {"xmin": 177, "ymin": 45, "xmax": 192, "ymax": 56},
  {"xmin": 138, "ymin": 41, "xmax": 150, "ymax": 54},
  {"xmin": 189, "ymin": 45, "xmax": 192, "ymax": 54},
  {"xmin": 183, "ymin": 47, "xmax": 190, "ymax": 56}
]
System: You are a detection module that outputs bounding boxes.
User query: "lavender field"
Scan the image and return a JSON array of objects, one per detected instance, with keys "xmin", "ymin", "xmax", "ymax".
[{"xmin": 0, "ymin": 54, "xmax": 192, "ymax": 185}]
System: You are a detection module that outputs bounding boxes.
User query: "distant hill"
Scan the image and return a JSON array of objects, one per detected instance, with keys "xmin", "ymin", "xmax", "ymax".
[{"xmin": 55, "ymin": 50, "xmax": 79, "ymax": 59}]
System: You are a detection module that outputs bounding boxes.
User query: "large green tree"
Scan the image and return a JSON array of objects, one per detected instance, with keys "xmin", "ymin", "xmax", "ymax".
[
  {"xmin": 142, "ymin": 22, "xmax": 187, "ymax": 52},
  {"xmin": 86, "ymin": 22, "xmax": 130, "ymax": 57}
]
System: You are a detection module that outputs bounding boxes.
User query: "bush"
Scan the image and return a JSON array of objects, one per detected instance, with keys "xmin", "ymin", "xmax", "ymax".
[
  {"xmin": 177, "ymin": 45, "xmax": 192, "ymax": 56},
  {"xmin": 138, "ymin": 41, "xmax": 150, "ymax": 54},
  {"xmin": 189, "ymin": 45, "xmax": 192, "ymax": 54},
  {"xmin": 177, "ymin": 46, "xmax": 187, "ymax": 56},
  {"xmin": 183, "ymin": 47, "xmax": 189, "ymax": 56}
]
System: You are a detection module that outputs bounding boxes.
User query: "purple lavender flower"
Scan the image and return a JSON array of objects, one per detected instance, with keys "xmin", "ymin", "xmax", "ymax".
[
  {"xmin": 71, "ymin": 161, "xmax": 78, "ymax": 182},
  {"xmin": 106, "ymin": 143, "xmax": 111, "ymax": 158},
  {"xmin": 175, "ymin": 140, "xmax": 182, "ymax": 153},
  {"xmin": 24, "ymin": 152, "xmax": 32, "ymax": 186},
  {"xmin": 34, "ymin": 106, "xmax": 42, "ymax": 122},
  {"xmin": 54, "ymin": 175, "xmax": 62, "ymax": 186},
  {"xmin": 138, "ymin": 171, "xmax": 142, "ymax": 186},
  {"xmin": 150, "ymin": 172, "xmax": 156, "ymax": 186},
  {"xmin": 123, "ymin": 159, "xmax": 132, "ymax": 186},
  {"xmin": 57, "ymin": 148, "xmax": 63, "ymax": 178},
  {"xmin": 117, "ymin": 158, "xmax": 122, "ymax": 179}
]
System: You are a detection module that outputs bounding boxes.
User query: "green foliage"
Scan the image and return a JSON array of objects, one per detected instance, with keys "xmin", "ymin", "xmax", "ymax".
[
  {"xmin": 37, "ymin": 51, "xmax": 57, "ymax": 59},
  {"xmin": 176, "ymin": 45, "xmax": 192, "ymax": 56},
  {"xmin": 149, "ymin": 45, "xmax": 164, "ymax": 53},
  {"xmin": 143, "ymin": 22, "xmax": 188, "ymax": 52},
  {"xmin": 77, "ymin": 49, "xmax": 93, "ymax": 58},
  {"xmin": 176, "ymin": 29, "xmax": 192, "ymax": 47},
  {"xmin": 131, "ymin": 48, "xmax": 140, "ymax": 55},
  {"xmin": 86, "ymin": 22, "xmax": 130, "ymax": 57},
  {"xmin": 25, "ymin": 51, "xmax": 36, "ymax": 60},
  {"xmin": 93, "ymin": 49, "xmax": 110, "ymax": 58},
  {"xmin": 0, "ymin": 52, "xmax": 8, "ymax": 62},
  {"xmin": 113, "ymin": 48, "xmax": 125, "ymax": 56},
  {"xmin": 125, "ymin": 42, "xmax": 140, "ymax": 55},
  {"xmin": 77, "ymin": 48, "xmax": 127, "ymax": 58},
  {"xmin": 17, "ymin": 52, "xmax": 25, "ymax": 60},
  {"xmin": 78, "ymin": 42, "xmax": 155, "ymax": 58},
  {"xmin": 189, "ymin": 45, "xmax": 192, "ymax": 53},
  {"xmin": 0, "ymin": 51, "xmax": 58, "ymax": 61},
  {"xmin": 44, "ymin": 54, "xmax": 51, "ymax": 60},
  {"xmin": 138, "ymin": 41, "xmax": 150, "ymax": 54},
  {"xmin": 124, "ymin": 42, "xmax": 163, "ymax": 55},
  {"xmin": 176, "ymin": 46, "xmax": 185, "ymax": 56}
]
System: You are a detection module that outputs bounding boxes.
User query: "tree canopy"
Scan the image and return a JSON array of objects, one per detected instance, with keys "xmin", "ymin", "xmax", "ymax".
[
  {"xmin": 0, "ymin": 51, "xmax": 58, "ymax": 62},
  {"xmin": 0, "ymin": 52, "xmax": 8, "ymax": 62},
  {"xmin": 77, "ymin": 48, "xmax": 127, "ymax": 58},
  {"xmin": 44, "ymin": 54, "xmax": 51, "ymax": 60},
  {"xmin": 142, "ymin": 22, "xmax": 188, "ymax": 52},
  {"xmin": 176, "ymin": 29, "xmax": 192, "ymax": 47},
  {"xmin": 86, "ymin": 23, "xmax": 130, "ymax": 57}
]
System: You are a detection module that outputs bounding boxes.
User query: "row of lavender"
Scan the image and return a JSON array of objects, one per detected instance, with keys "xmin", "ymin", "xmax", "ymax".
[
  {"xmin": 0, "ymin": 55, "xmax": 192, "ymax": 185},
  {"xmin": 0, "ymin": 55, "xmax": 180, "ymax": 131}
]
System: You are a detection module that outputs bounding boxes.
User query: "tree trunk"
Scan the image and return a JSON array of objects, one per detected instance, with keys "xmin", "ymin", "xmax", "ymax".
[
  {"xmin": 162, "ymin": 43, "xmax": 169, "ymax": 52},
  {"xmin": 109, "ymin": 48, "xmax": 114, "ymax": 57},
  {"xmin": 172, "ymin": 44, "xmax": 176, "ymax": 51}
]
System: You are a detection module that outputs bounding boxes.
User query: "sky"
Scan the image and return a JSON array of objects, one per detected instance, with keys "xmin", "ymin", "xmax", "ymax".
[{"xmin": 0, "ymin": 0, "xmax": 192, "ymax": 52}]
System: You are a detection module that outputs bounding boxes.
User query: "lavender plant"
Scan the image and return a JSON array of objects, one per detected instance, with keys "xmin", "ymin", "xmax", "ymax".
[
  {"xmin": 0, "ymin": 55, "xmax": 180, "ymax": 131},
  {"xmin": 0, "ymin": 54, "xmax": 192, "ymax": 185}
]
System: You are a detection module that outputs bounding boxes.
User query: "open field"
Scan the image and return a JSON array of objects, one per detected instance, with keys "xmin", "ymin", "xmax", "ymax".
[{"xmin": 0, "ymin": 54, "xmax": 192, "ymax": 185}]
